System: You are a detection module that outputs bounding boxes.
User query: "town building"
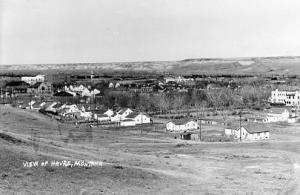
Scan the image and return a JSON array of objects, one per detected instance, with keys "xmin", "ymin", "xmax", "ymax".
[
  {"xmin": 94, "ymin": 114, "xmax": 110, "ymax": 122},
  {"xmin": 224, "ymin": 123, "xmax": 270, "ymax": 141},
  {"xmin": 116, "ymin": 108, "xmax": 133, "ymax": 121},
  {"xmin": 21, "ymin": 75, "xmax": 45, "ymax": 85},
  {"xmin": 4, "ymin": 81, "xmax": 30, "ymax": 95},
  {"xmin": 120, "ymin": 119, "xmax": 136, "ymax": 126},
  {"xmin": 270, "ymin": 89, "xmax": 300, "ymax": 106},
  {"xmin": 164, "ymin": 76, "xmax": 194, "ymax": 84},
  {"xmin": 53, "ymin": 91, "xmax": 75, "ymax": 97},
  {"xmin": 125, "ymin": 112, "xmax": 151, "ymax": 124},
  {"xmin": 264, "ymin": 108, "xmax": 290, "ymax": 123},
  {"xmin": 58, "ymin": 104, "xmax": 81, "ymax": 117},
  {"xmin": 179, "ymin": 131, "xmax": 200, "ymax": 141},
  {"xmin": 27, "ymin": 82, "xmax": 52, "ymax": 95},
  {"xmin": 31, "ymin": 101, "xmax": 44, "ymax": 110},
  {"xmin": 166, "ymin": 120, "xmax": 198, "ymax": 132}
]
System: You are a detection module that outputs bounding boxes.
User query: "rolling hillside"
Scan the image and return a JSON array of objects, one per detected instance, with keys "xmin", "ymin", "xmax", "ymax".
[{"xmin": 2, "ymin": 56, "xmax": 300, "ymax": 75}]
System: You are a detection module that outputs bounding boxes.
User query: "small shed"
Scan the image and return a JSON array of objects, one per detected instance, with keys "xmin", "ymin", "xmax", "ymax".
[{"xmin": 180, "ymin": 131, "xmax": 200, "ymax": 141}]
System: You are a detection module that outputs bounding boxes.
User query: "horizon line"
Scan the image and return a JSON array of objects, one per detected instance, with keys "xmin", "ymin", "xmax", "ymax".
[{"xmin": 1, "ymin": 55, "xmax": 300, "ymax": 66}]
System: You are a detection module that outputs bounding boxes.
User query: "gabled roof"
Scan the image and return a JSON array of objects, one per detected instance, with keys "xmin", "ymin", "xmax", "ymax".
[
  {"xmin": 122, "ymin": 119, "xmax": 135, "ymax": 122},
  {"xmin": 117, "ymin": 108, "xmax": 131, "ymax": 115},
  {"xmin": 92, "ymin": 109, "xmax": 107, "ymax": 114},
  {"xmin": 168, "ymin": 119, "xmax": 196, "ymax": 125},
  {"xmin": 53, "ymin": 91, "xmax": 74, "ymax": 97},
  {"xmin": 96, "ymin": 114, "xmax": 109, "ymax": 118},
  {"xmin": 52, "ymin": 103, "xmax": 62, "ymax": 109},
  {"xmin": 41, "ymin": 102, "xmax": 53, "ymax": 109},
  {"xmin": 226, "ymin": 123, "xmax": 270, "ymax": 133},
  {"xmin": 126, "ymin": 112, "xmax": 140, "ymax": 119},
  {"xmin": 268, "ymin": 107, "xmax": 288, "ymax": 114},
  {"xmin": 21, "ymin": 102, "xmax": 30, "ymax": 108},
  {"xmin": 5, "ymin": 81, "xmax": 29, "ymax": 87},
  {"xmin": 126, "ymin": 112, "xmax": 150, "ymax": 119},
  {"xmin": 29, "ymin": 82, "xmax": 42, "ymax": 89},
  {"xmin": 199, "ymin": 118, "xmax": 225, "ymax": 123},
  {"xmin": 32, "ymin": 102, "xmax": 42, "ymax": 108}
]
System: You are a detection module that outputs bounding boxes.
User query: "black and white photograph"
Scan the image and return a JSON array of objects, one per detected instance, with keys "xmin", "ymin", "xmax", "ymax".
[{"xmin": 1, "ymin": 0, "xmax": 300, "ymax": 194}]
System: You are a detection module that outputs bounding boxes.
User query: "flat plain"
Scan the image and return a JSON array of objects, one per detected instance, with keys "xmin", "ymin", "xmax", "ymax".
[{"xmin": 0, "ymin": 105, "xmax": 299, "ymax": 194}]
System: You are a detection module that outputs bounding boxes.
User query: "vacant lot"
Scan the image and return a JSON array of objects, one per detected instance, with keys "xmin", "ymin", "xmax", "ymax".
[{"xmin": 0, "ymin": 105, "xmax": 299, "ymax": 194}]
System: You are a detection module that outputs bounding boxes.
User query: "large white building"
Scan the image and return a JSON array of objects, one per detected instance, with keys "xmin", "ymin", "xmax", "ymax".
[
  {"xmin": 270, "ymin": 89, "xmax": 300, "ymax": 106},
  {"xmin": 164, "ymin": 76, "xmax": 194, "ymax": 84},
  {"xmin": 264, "ymin": 108, "xmax": 290, "ymax": 123},
  {"xmin": 21, "ymin": 75, "xmax": 45, "ymax": 85}
]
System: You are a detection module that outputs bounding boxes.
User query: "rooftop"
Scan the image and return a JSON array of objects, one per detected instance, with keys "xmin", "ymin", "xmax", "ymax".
[
  {"xmin": 126, "ymin": 112, "xmax": 141, "ymax": 119},
  {"xmin": 226, "ymin": 123, "xmax": 270, "ymax": 133},
  {"xmin": 168, "ymin": 119, "xmax": 196, "ymax": 125},
  {"xmin": 28, "ymin": 82, "xmax": 42, "ymax": 89}
]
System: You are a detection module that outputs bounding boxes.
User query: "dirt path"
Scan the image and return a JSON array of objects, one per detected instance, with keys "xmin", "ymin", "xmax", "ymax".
[{"xmin": 279, "ymin": 151, "xmax": 300, "ymax": 195}]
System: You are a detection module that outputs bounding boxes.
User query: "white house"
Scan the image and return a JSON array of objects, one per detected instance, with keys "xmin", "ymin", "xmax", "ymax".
[
  {"xmin": 51, "ymin": 103, "xmax": 63, "ymax": 113},
  {"xmin": 116, "ymin": 108, "xmax": 133, "ymax": 121},
  {"xmin": 31, "ymin": 101, "xmax": 44, "ymax": 110},
  {"xmin": 111, "ymin": 113, "xmax": 122, "ymax": 122},
  {"xmin": 59, "ymin": 104, "xmax": 81, "ymax": 117},
  {"xmin": 115, "ymin": 83, "xmax": 120, "ymax": 88},
  {"xmin": 65, "ymin": 84, "xmax": 92, "ymax": 97},
  {"xmin": 81, "ymin": 88, "xmax": 101, "ymax": 97},
  {"xmin": 80, "ymin": 111, "xmax": 93, "ymax": 119},
  {"xmin": 166, "ymin": 120, "xmax": 198, "ymax": 132},
  {"xmin": 42, "ymin": 102, "xmax": 57, "ymax": 111},
  {"xmin": 264, "ymin": 108, "xmax": 290, "ymax": 123},
  {"xmin": 21, "ymin": 75, "xmax": 45, "ymax": 85},
  {"xmin": 104, "ymin": 109, "xmax": 114, "ymax": 117},
  {"xmin": 69, "ymin": 84, "xmax": 86, "ymax": 93},
  {"xmin": 270, "ymin": 89, "xmax": 300, "ymax": 106},
  {"xmin": 125, "ymin": 112, "xmax": 151, "ymax": 124},
  {"xmin": 94, "ymin": 114, "xmax": 110, "ymax": 122},
  {"xmin": 108, "ymin": 82, "xmax": 115, "ymax": 88},
  {"xmin": 224, "ymin": 124, "xmax": 270, "ymax": 141}
]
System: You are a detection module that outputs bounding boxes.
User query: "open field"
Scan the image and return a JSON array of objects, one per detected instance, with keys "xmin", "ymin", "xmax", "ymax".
[{"xmin": 0, "ymin": 105, "xmax": 300, "ymax": 194}]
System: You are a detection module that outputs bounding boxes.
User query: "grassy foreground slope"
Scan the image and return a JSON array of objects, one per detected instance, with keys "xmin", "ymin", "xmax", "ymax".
[{"xmin": 0, "ymin": 105, "xmax": 300, "ymax": 194}]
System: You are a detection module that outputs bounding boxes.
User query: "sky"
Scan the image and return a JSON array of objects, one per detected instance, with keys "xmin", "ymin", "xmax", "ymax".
[{"xmin": 1, "ymin": 0, "xmax": 300, "ymax": 65}]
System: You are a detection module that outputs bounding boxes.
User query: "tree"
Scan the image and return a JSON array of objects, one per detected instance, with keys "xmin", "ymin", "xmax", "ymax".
[
  {"xmin": 155, "ymin": 94, "xmax": 170, "ymax": 114},
  {"xmin": 206, "ymin": 88, "xmax": 236, "ymax": 124}
]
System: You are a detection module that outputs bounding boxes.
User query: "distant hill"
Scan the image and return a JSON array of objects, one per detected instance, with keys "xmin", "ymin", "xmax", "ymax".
[{"xmin": 2, "ymin": 56, "xmax": 300, "ymax": 75}]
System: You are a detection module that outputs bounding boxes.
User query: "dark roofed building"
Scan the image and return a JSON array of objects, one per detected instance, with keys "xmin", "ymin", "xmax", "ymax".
[
  {"xmin": 5, "ymin": 81, "xmax": 29, "ymax": 94},
  {"xmin": 27, "ymin": 82, "xmax": 52, "ymax": 95}
]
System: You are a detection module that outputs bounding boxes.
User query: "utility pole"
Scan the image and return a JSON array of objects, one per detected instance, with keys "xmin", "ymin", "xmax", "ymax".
[
  {"xmin": 197, "ymin": 108, "xmax": 202, "ymax": 141},
  {"xmin": 96, "ymin": 114, "xmax": 99, "ymax": 127},
  {"xmin": 29, "ymin": 93, "xmax": 33, "ymax": 109},
  {"xmin": 239, "ymin": 110, "xmax": 242, "ymax": 142},
  {"xmin": 199, "ymin": 117, "xmax": 202, "ymax": 141}
]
